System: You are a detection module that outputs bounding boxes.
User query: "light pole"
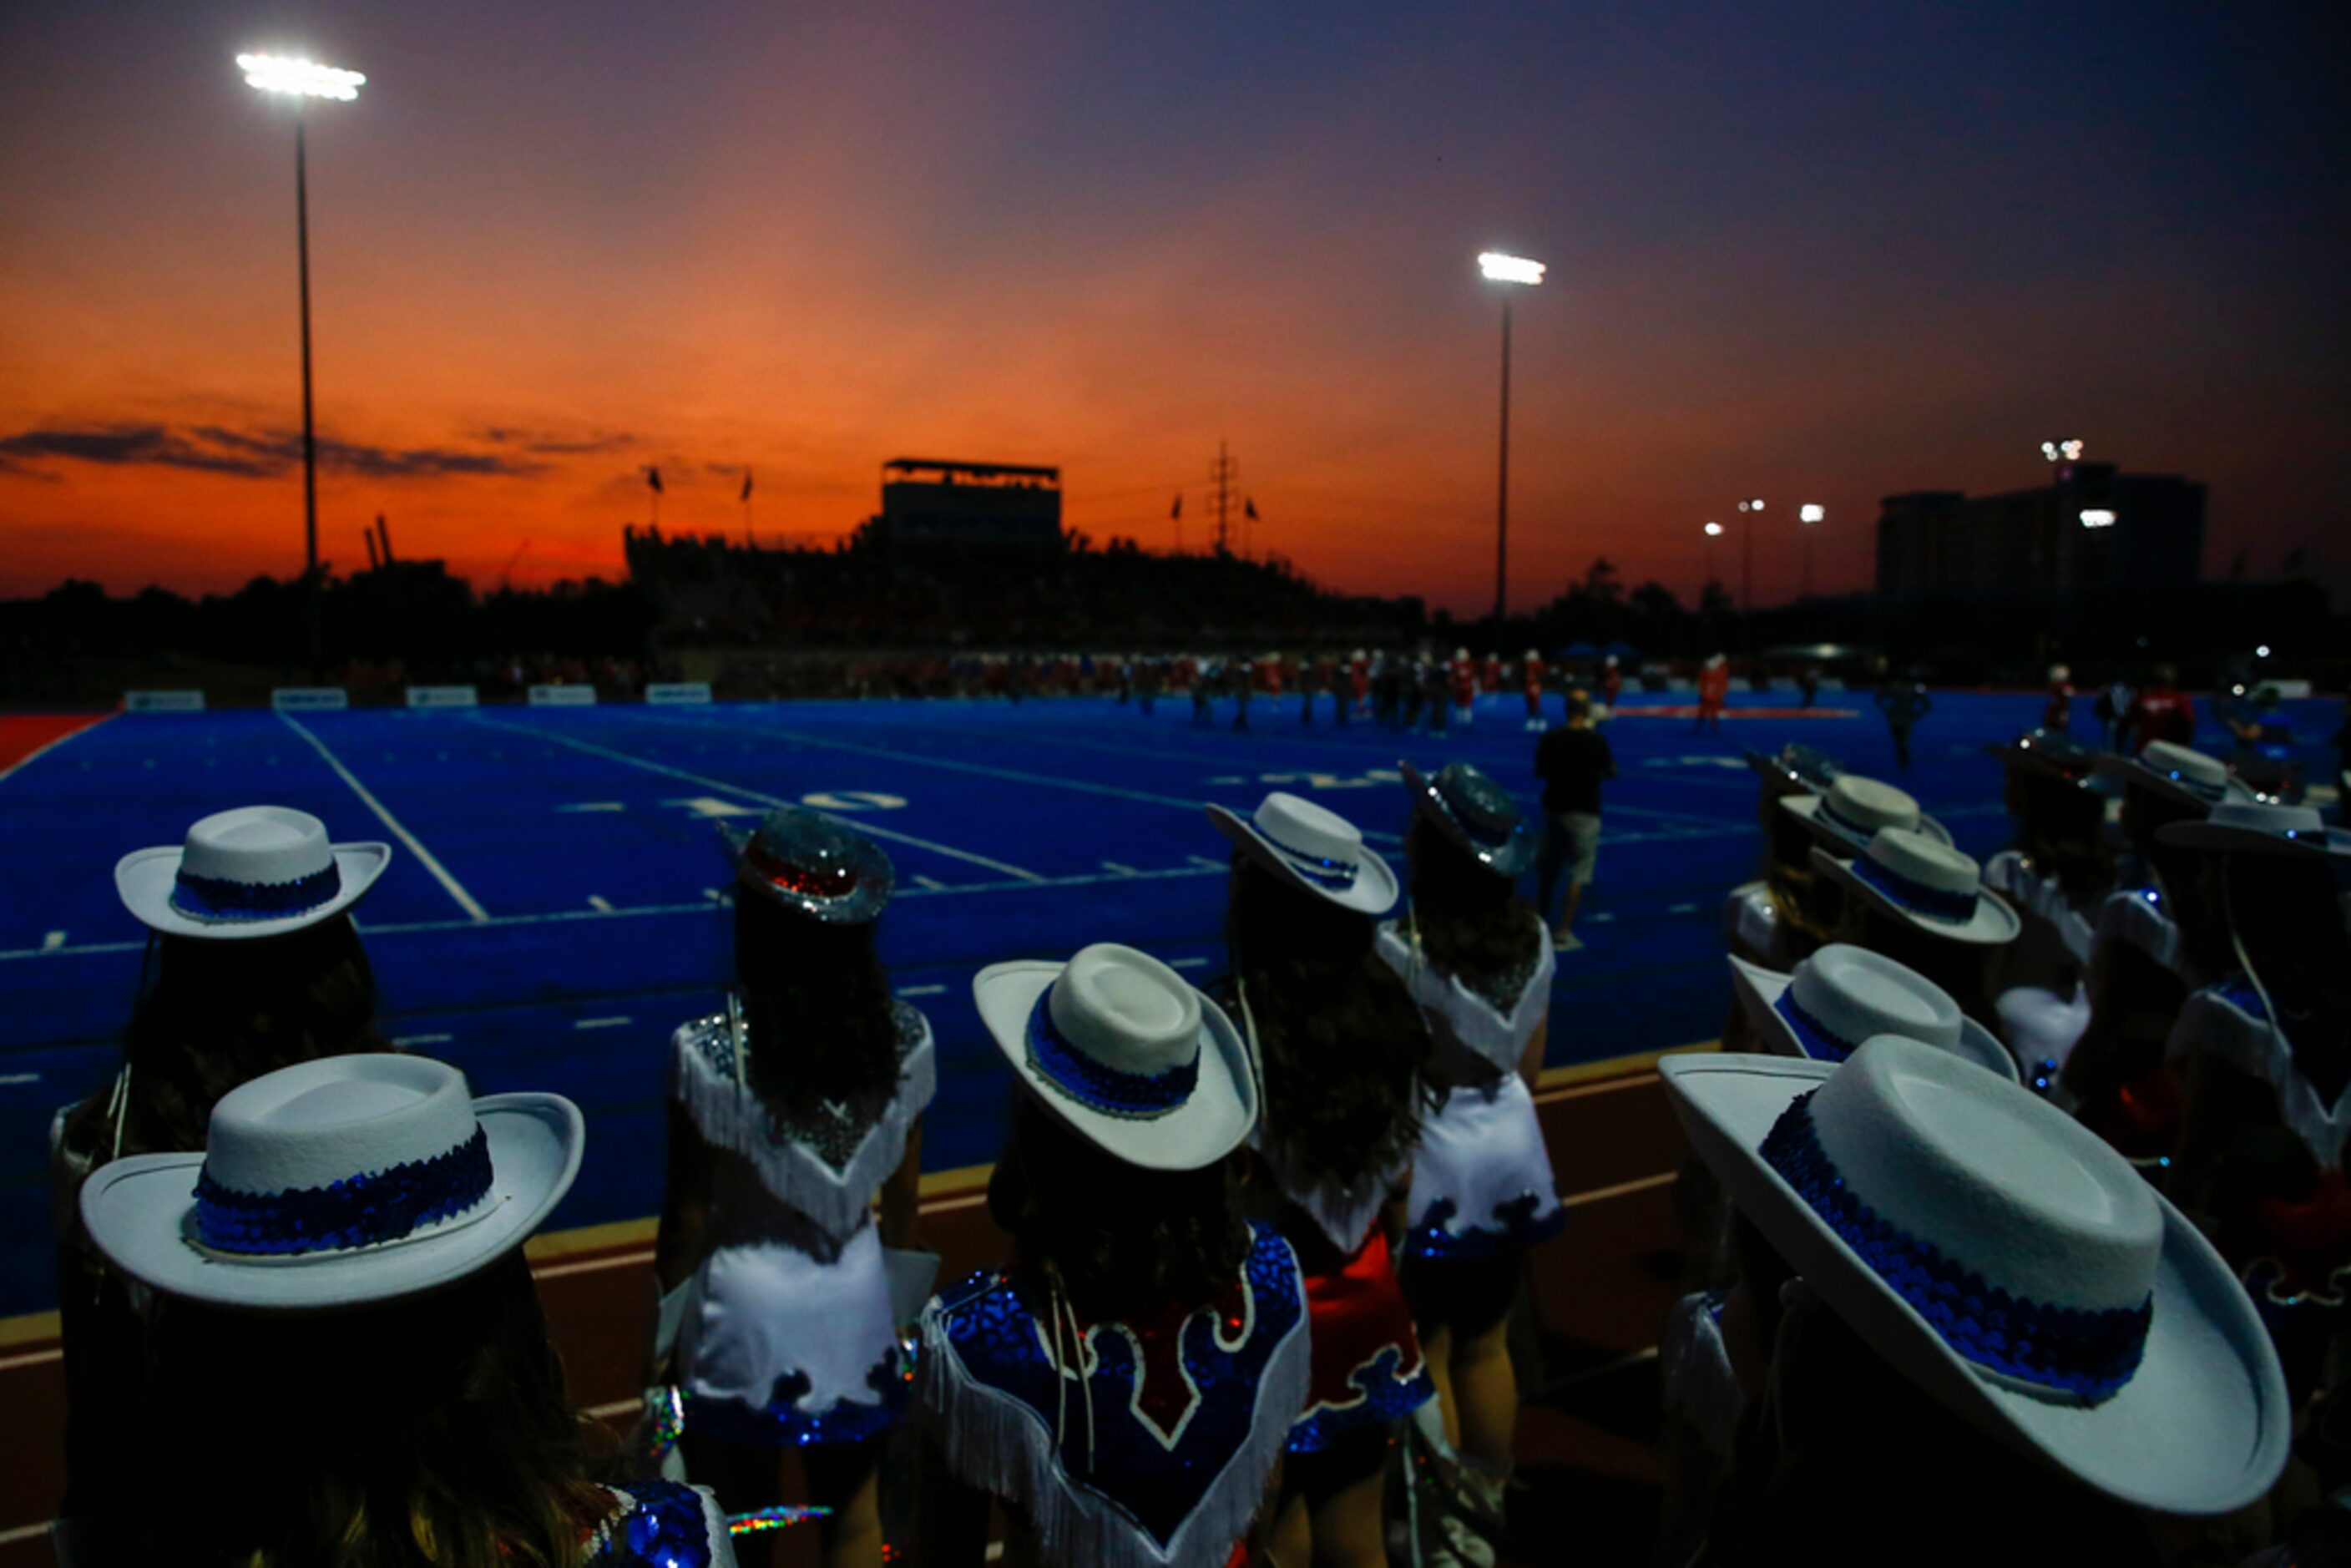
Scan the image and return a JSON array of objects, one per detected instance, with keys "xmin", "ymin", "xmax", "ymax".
[
  {"xmin": 1478, "ymin": 251, "xmax": 1545, "ymax": 624},
  {"xmin": 1798, "ymin": 503, "xmax": 1824, "ymax": 598},
  {"xmin": 239, "ymin": 52, "xmax": 365, "ymax": 676},
  {"xmin": 1734, "ymin": 498, "xmax": 1765, "ymax": 622}
]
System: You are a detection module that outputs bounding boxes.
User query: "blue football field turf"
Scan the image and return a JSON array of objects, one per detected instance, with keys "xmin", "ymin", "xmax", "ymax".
[{"xmin": 2, "ymin": 686, "xmax": 2337, "ymax": 1317}]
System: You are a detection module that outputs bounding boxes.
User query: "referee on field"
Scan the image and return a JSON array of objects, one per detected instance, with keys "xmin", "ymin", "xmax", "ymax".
[{"xmin": 1534, "ymin": 688, "xmax": 1615, "ymax": 951}]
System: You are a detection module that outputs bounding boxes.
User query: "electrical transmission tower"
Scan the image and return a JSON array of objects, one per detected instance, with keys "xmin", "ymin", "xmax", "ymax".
[{"xmin": 1210, "ymin": 439, "xmax": 1240, "ymax": 556}]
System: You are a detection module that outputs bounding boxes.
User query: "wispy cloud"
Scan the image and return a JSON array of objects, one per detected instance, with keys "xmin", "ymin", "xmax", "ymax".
[
  {"xmin": 473, "ymin": 425, "xmax": 638, "ymax": 457},
  {"xmin": 0, "ymin": 422, "xmax": 539, "ymax": 480}
]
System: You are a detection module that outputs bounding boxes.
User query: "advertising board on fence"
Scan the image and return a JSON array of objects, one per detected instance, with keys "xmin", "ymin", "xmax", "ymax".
[
  {"xmin": 123, "ymin": 690, "xmax": 205, "ymax": 713},
  {"xmin": 645, "ymin": 682, "xmax": 713, "ymax": 706},
  {"xmin": 270, "ymin": 688, "xmax": 349, "ymax": 711},
  {"xmin": 405, "ymin": 685, "xmax": 479, "ymax": 709},
  {"xmin": 528, "ymin": 685, "xmax": 597, "ymax": 707}
]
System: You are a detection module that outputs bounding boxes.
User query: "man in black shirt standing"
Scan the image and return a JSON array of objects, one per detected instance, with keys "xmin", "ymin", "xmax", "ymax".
[{"xmin": 1534, "ymin": 689, "xmax": 1615, "ymax": 950}]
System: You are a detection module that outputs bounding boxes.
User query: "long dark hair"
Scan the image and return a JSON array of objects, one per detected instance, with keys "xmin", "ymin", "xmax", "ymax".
[
  {"xmin": 2123, "ymin": 790, "xmax": 2238, "ymax": 984},
  {"xmin": 2227, "ymin": 854, "xmax": 2351, "ymax": 1100},
  {"xmin": 61, "ymin": 914, "xmax": 389, "ymax": 1169},
  {"xmin": 1403, "ymin": 817, "xmax": 1540, "ymax": 987},
  {"xmin": 138, "ymin": 1249, "xmax": 610, "ymax": 1568},
  {"xmin": 988, "ymin": 1095, "xmax": 1251, "ymax": 1323},
  {"xmin": 1223, "ymin": 855, "xmax": 1435, "ymax": 1190},
  {"xmin": 2005, "ymin": 771, "xmax": 2113, "ymax": 908},
  {"xmin": 733, "ymin": 889, "xmax": 902, "ymax": 1110},
  {"xmin": 1701, "ymin": 1263, "xmax": 2163, "ymax": 1568}
]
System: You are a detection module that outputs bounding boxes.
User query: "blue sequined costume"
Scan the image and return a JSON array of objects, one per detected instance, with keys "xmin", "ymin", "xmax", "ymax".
[
  {"xmin": 918, "ymin": 1222, "xmax": 1311, "ymax": 1568},
  {"xmin": 581, "ymin": 1481, "xmax": 737, "ymax": 1567}
]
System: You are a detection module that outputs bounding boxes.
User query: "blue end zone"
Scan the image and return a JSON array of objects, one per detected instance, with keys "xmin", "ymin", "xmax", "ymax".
[{"xmin": 1, "ymin": 689, "xmax": 2336, "ymax": 1315}]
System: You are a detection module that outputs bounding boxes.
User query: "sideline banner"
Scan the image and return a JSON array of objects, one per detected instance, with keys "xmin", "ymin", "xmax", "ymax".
[
  {"xmin": 406, "ymin": 685, "xmax": 479, "ymax": 709},
  {"xmin": 645, "ymin": 682, "xmax": 713, "ymax": 706},
  {"xmin": 124, "ymin": 690, "xmax": 205, "ymax": 713},
  {"xmin": 271, "ymin": 687, "xmax": 349, "ymax": 711},
  {"xmin": 528, "ymin": 684, "xmax": 597, "ymax": 707}
]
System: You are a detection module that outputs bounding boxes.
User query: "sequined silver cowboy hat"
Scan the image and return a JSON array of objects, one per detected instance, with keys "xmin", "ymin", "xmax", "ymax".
[
  {"xmin": 1661, "ymin": 1039, "xmax": 2286, "ymax": 1515},
  {"xmin": 1399, "ymin": 760, "xmax": 1537, "ymax": 878},
  {"xmin": 720, "ymin": 806, "xmax": 894, "ymax": 923}
]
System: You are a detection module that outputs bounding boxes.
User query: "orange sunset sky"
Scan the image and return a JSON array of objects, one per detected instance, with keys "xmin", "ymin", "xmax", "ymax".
[{"xmin": 3, "ymin": 3, "xmax": 2343, "ymax": 615}]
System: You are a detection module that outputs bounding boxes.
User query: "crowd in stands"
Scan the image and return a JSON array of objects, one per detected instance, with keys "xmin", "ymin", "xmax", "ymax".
[{"xmin": 40, "ymin": 671, "xmax": 2351, "ymax": 1567}]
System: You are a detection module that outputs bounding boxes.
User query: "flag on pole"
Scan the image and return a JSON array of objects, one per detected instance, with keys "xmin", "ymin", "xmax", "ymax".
[
  {"xmin": 1170, "ymin": 494, "xmax": 1183, "ymax": 520},
  {"xmin": 646, "ymin": 466, "xmax": 665, "ymax": 494},
  {"xmin": 1244, "ymin": 497, "xmax": 1258, "ymax": 519},
  {"xmin": 741, "ymin": 471, "xmax": 754, "ymax": 502}
]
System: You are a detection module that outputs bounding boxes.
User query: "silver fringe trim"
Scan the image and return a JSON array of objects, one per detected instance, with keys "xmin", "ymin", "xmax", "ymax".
[{"xmin": 671, "ymin": 1018, "xmax": 936, "ymax": 1240}]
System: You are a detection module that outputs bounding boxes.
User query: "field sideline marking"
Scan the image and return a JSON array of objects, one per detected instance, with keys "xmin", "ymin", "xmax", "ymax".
[
  {"xmin": 277, "ymin": 711, "xmax": 491, "ymax": 922},
  {"xmin": 0, "ymin": 711, "xmax": 114, "ymax": 786},
  {"xmin": 468, "ymin": 713, "xmax": 1046, "ymax": 883}
]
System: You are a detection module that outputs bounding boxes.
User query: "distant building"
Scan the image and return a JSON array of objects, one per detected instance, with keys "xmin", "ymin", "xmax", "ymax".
[
  {"xmin": 867, "ymin": 458, "xmax": 1061, "ymax": 549},
  {"xmin": 1876, "ymin": 463, "xmax": 2204, "ymax": 598}
]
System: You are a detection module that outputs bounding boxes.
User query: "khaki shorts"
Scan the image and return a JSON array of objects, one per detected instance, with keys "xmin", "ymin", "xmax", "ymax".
[{"xmin": 1541, "ymin": 811, "xmax": 1601, "ymax": 887}]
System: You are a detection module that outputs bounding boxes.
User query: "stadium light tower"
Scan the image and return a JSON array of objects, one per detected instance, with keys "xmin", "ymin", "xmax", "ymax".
[
  {"xmin": 1734, "ymin": 498, "xmax": 1765, "ymax": 620},
  {"xmin": 238, "ymin": 52, "xmax": 365, "ymax": 675},
  {"xmin": 1798, "ymin": 503, "xmax": 1824, "ymax": 597},
  {"xmin": 1478, "ymin": 251, "xmax": 1545, "ymax": 623}
]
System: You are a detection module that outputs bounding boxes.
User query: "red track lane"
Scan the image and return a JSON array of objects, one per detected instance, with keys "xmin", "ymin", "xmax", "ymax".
[{"xmin": 0, "ymin": 716, "xmax": 112, "ymax": 782}]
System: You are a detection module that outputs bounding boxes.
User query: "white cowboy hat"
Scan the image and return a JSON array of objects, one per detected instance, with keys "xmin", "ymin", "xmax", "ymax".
[
  {"xmin": 1813, "ymin": 829, "xmax": 2020, "ymax": 946},
  {"xmin": 1745, "ymin": 742, "xmax": 1841, "ymax": 794},
  {"xmin": 114, "ymin": 806, "xmax": 390, "ymax": 941},
  {"xmin": 2156, "ymin": 800, "xmax": 2351, "ymax": 860},
  {"xmin": 973, "ymin": 943, "xmax": 1256, "ymax": 1171},
  {"xmin": 1727, "ymin": 944, "xmax": 2016, "ymax": 1081},
  {"xmin": 1660, "ymin": 1040, "xmax": 2287, "ymax": 1515},
  {"xmin": 2096, "ymin": 741, "xmax": 2252, "ymax": 813},
  {"xmin": 80, "ymin": 1054, "xmax": 583, "ymax": 1311},
  {"xmin": 1779, "ymin": 775, "xmax": 1953, "ymax": 852},
  {"xmin": 1205, "ymin": 792, "xmax": 1398, "ymax": 916}
]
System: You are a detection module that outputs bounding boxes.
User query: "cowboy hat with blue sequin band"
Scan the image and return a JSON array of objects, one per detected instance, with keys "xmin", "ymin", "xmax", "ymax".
[
  {"xmin": 1399, "ymin": 760, "xmax": 1536, "ymax": 878},
  {"xmin": 2096, "ymin": 740, "xmax": 2254, "ymax": 814},
  {"xmin": 114, "ymin": 805, "xmax": 391, "ymax": 942},
  {"xmin": 720, "ymin": 805, "xmax": 893, "ymax": 923},
  {"xmin": 1778, "ymin": 774, "xmax": 1953, "ymax": 853},
  {"xmin": 79, "ymin": 1053, "xmax": 583, "ymax": 1311},
  {"xmin": 1660, "ymin": 1039, "xmax": 2287, "ymax": 1514},
  {"xmin": 2156, "ymin": 799, "xmax": 2351, "ymax": 861},
  {"xmin": 1981, "ymin": 727, "xmax": 2114, "ymax": 792},
  {"xmin": 973, "ymin": 943, "xmax": 1256, "ymax": 1172},
  {"xmin": 1727, "ymin": 943, "xmax": 2017, "ymax": 1082},
  {"xmin": 1811, "ymin": 828, "xmax": 2021, "ymax": 947},
  {"xmin": 1205, "ymin": 792, "xmax": 1399, "ymax": 916}
]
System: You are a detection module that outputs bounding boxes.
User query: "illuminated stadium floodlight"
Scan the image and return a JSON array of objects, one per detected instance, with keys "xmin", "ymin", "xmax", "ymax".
[
  {"xmin": 1797, "ymin": 503, "xmax": 1825, "ymax": 596},
  {"xmin": 238, "ymin": 53, "xmax": 365, "ymax": 100},
  {"xmin": 1703, "ymin": 520, "xmax": 1725, "ymax": 537},
  {"xmin": 2041, "ymin": 438, "xmax": 2085, "ymax": 463},
  {"xmin": 1478, "ymin": 251, "xmax": 1546, "ymax": 622},
  {"xmin": 1478, "ymin": 252, "xmax": 1546, "ymax": 286},
  {"xmin": 2079, "ymin": 508, "xmax": 2116, "ymax": 529},
  {"xmin": 238, "ymin": 49, "xmax": 365, "ymax": 675}
]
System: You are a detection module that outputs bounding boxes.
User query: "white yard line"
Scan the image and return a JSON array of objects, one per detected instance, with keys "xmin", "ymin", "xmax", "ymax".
[
  {"xmin": 0, "ymin": 712, "xmax": 114, "ymax": 786},
  {"xmin": 471, "ymin": 713, "xmax": 1046, "ymax": 883},
  {"xmin": 277, "ymin": 711, "xmax": 490, "ymax": 922}
]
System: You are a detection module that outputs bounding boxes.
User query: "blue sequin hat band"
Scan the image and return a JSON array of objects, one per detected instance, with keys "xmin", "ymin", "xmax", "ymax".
[
  {"xmin": 1026, "ymin": 989, "xmax": 1199, "ymax": 1119},
  {"xmin": 1850, "ymin": 854, "xmax": 1980, "ymax": 923},
  {"xmin": 1774, "ymin": 991, "xmax": 1864, "ymax": 1063},
  {"xmin": 1761, "ymin": 1090, "xmax": 2151, "ymax": 1402},
  {"xmin": 193, "ymin": 1125, "xmax": 493, "ymax": 1257},
  {"xmin": 172, "ymin": 859, "xmax": 343, "ymax": 922}
]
